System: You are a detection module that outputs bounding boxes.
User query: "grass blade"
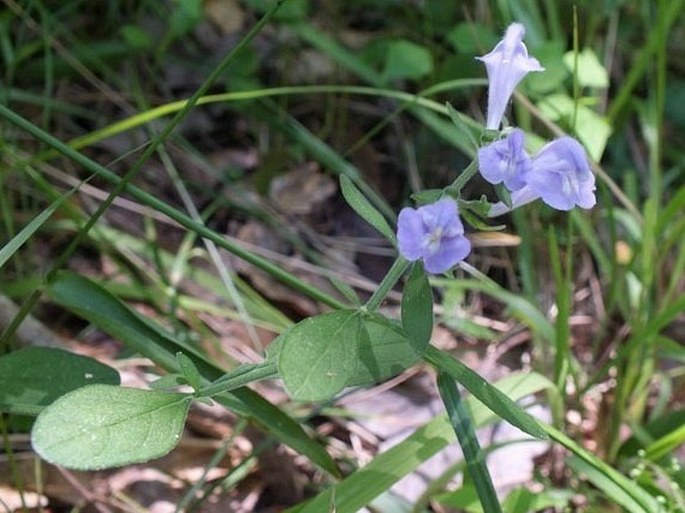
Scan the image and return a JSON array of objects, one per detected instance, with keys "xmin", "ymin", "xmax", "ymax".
[
  {"xmin": 0, "ymin": 188, "xmax": 75, "ymax": 271},
  {"xmin": 437, "ymin": 371, "xmax": 503, "ymax": 513}
]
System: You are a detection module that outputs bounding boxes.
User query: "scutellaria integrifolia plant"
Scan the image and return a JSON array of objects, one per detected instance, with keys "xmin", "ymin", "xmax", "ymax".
[{"xmin": 398, "ymin": 22, "xmax": 596, "ymax": 274}]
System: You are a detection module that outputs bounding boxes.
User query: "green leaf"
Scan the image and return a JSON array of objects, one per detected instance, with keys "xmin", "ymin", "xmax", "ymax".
[
  {"xmin": 537, "ymin": 93, "xmax": 612, "ymax": 160},
  {"xmin": 434, "ymin": 485, "xmax": 482, "ymax": 512},
  {"xmin": 424, "ymin": 346, "xmax": 548, "ymax": 440},
  {"xmin": 46, "ymin": 271, "xmax": 339, "ymax": 476},
  {"xmin": 563, "ymin": 48, "xmax": 609, "ymax": 88},
  {"xmin": 348, "ymin": 313, "xmax": 422, "ymax": 386},
  {"xmin": 0, "ymin": 347, "xmax": 120, "ymax": 415},
  {"xmin": 382, "ymin": 39, "xmax": 433, "ymax": 82},
  {"xmin": 401, "ymin": 263, "xmax": 433, "ymax": 353},
  {"xmin": 619, "ymin": 407, "xmax": 685, "ymax": 457},
  {"xmin": 170, "ymin": 0, "xmax": 203, "ymax": 36},
  {"xmin": 176, "ymin": 352, "xmax": 202, "ymax": 392},
  {"xmin": 339, "ymin": 175, "xmax": 396, "ymax": 245},
  {"xmin": 526, "ymin": 41, "xmax": 568, "ymax": 94},
  {"xmin": 446, "ymin": 23, "xmax": 497, "ymax": 54},
  {"xmin": 32, "ymin": 385, "xmax": 192, "ymax": 470},
  {"xmin": 567, "ymin": 457, "xmax": 651, "ymax": 513},
  {"xmin": 411, "ymin": 188, "xmax": 444, "ymax": 205},
  {"xmin": 644, "ymin": 422, "xmax": 685, "ymax": 461},
  {"xmin": 279, "ymin": 310, "xmax": 363, "ymax": 401},
  {"xmin": 120, "ymin": 25, "xmax": 153, "ymax": 50}
]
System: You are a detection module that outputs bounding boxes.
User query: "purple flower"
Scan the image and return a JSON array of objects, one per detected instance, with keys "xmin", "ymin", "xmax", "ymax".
[
  {"xmin": 488, "ymin": 186, "xmax": 540, "ymax": 217},
  {"xmin": 397, "ymin": 199, "xmax": 471, "ymax": 274},
  {"xmin": 477, "ymin": 128, "xmax": 532, "ymax": 191},
  {"xmin": 477, "ymin": 23, "xmax": 544, "ymax": 130},
  {"xmin": 526, "ymin": 137, "xmax": 596, "ymax": 211}
]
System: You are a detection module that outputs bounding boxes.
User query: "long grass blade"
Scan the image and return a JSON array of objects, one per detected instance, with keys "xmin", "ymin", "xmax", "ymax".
[{"xmin": 437, "ymin": 371, "xmax": 503, "ymax": 513}]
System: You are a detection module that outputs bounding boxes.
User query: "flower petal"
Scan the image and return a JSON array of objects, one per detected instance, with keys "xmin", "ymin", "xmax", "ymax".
[
  {"xmin": 397, "ymin": 207, "xmax": 425, "ymax": 261},
  {"xmin": 477, "ymin": 23, "xmax": 544, "ymax": 130},
  {"xmin": 527, "ymin": 137, "xmax": 596, "ymax": 211},
  {"xmin": 422, "ymin": 235, "xmax": 472, "ymax": 274},
  {"xmin": 478, "ymin": 128, "xmax": 531, "ymax": 191}
]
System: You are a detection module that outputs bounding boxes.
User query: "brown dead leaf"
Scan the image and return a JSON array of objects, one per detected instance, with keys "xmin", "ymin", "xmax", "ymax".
[{"xmin": 269, "ymin": 164, "xmax": 337, "ymax": 216}]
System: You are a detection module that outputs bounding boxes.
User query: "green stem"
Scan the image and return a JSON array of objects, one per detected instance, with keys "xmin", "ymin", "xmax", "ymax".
[
  {"xmin": 365, "ymin": 258, "xmax": 410, "ymax": 311},
  {"xmin": 436, "ymin": 372, "xmax": 503, "ymax": 513},
  {"xmin": 199, "ymin": 361, "xmax": 279, "ymax": 398},
  {"xmin": 446, "ymin": 159, "xmax": 480, "ymax": 196}
]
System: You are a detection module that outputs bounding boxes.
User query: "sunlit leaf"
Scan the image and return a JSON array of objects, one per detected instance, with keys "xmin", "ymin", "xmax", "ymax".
[{"xmin": 32, "ymin": 385, "xmax": 191, "ymax": 470}]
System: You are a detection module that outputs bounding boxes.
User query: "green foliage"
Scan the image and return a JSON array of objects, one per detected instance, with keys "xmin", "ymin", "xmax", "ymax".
[
  {"xmin": 0, "ymin": 347, "xmax": 120, "ymax": 415},
  {"xmin": 45, "ymin": 270, "xmax": 338, "ymax": 475},
  {"xmin": 425, "ymin": 346, "xmax": 547, "ymax": 440},
  {"xmin": 286, "ymin": 372, "xmax": 552, "ymax": 513},
  {"xmin": 382, "ymin": 39, "xmax": 434, "ymax": 83},
  {"xmin": 437, "ymin": 372, "xmax": 503, "ymax": 513},
  {"xmin": 279, "ymin": 310, "xmax": 364, "ymax": 401},
  {"xmin": 169, "ymin": 0, "xmax": 204, "ymax": 36}
]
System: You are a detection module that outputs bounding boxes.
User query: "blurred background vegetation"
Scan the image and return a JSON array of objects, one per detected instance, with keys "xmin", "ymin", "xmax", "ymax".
[{"xmin": 1, "ymin": 0, "xmax": 685, "ymax": 511}]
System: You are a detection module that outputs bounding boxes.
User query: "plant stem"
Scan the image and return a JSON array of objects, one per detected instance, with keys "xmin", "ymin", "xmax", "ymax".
[
  {"xmin": 365, "ymin": 258, "xmax": 410, "ymax": 311},
  {"xmin": 447, "ymin": 159, "xmax": 480, "ymax": 196},
  {"xmin": 199, "ymin": 361, "xmax": 279, "ymax": 398}
]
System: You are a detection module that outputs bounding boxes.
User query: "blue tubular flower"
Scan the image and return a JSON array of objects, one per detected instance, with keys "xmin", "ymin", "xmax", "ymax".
[
  {"xmin": 477, "ymin": 23, "xmax": 544, "ymax": 130},
  {"xmin": 397, "ymin": 199, "xmax": 471, "ymax": 274},
  {"xmin": 526, "ymin": 137, "xmax": 596, "ymax": 210},
  {"xmin": 477, "ymin": 128, "xmax": 531, "ymax": 191}
]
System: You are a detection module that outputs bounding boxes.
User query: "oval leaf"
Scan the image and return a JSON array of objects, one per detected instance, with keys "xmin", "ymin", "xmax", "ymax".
[
  {"xmin": 401, "ymin": 263, "xmax": 433, "ymax": 354},
  {"xmin": 0, "ymin": 347, "xmax": 120, "ymax": 415},
  {"xmin": 32, "ymin": 385, "xmax": 192, "ymax": 470},
  {"xmin": 279, "ymin": 310, "xmax": 362, "ymax": 401},
  {"xmin": 348, "ymin": 313, "xmax": 422, "ymax": 386}
]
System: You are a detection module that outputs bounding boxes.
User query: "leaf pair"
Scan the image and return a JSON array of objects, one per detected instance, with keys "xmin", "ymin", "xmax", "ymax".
[
  {"xmin": 275, "ymin": 263, "xmax": 433, "ymax": 402},
  {"xmin": 0, "ymin": 346, "xmax": 189, "ymax": 470}
]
